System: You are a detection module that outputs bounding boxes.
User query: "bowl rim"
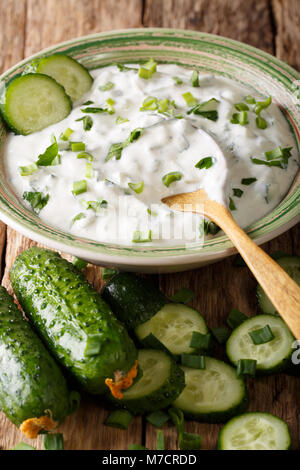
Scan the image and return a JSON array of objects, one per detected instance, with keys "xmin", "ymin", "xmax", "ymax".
[{"xmin": 0, "ymin": 27, "xmax": 299, "ymax": 266}]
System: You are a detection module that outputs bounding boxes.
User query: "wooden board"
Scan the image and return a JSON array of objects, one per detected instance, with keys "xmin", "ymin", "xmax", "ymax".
[{"xmin": 0, "ymin": 0, "xmax": 299, "ymax": 450}]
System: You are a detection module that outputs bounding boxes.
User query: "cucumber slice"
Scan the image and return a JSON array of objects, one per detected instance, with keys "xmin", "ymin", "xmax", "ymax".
[
  {"xmin": 0, "ymin": 74, "xmax": 72, "ymax": 135},
  {"xmin": 218, "ymin": 412, "xmax": 291, "ymax": 450},
  {"xmin": 226, "ymin": 314, "xmax": 294, "ymax": 374},
  {"xmin": 112, "ymin": 349, "xmax": 185, "ymax": 414},
  {"xmin": 174, "ymin": 357, "xmax": 248, "ymax": 422},
  {"xmin": 257, "ymin": 255, "xmax": 300, "ymax": 314},
  {"xmin": 135, "ymin": 303, "xmax": 208, "ymax": 356},
  {"xmin": 35, "ymin": 54, "xmax": 93, "ymax": 102}
]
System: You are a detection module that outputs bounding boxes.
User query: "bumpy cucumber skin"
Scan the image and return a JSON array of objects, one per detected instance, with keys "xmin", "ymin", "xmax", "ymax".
[
  {"xmin": 10, "ymin": 247, "xmax": 137, "ymax": 395},
  {"xmin": 109, "ymin": 354, "xmax": 186, "ymax": 415},
  {"xmin": 101, "ymin": 272, "xmax": 166, "ymax": 330},
  {"xmin": 0, "ymin": 286, "xmax": 72, "ymax": 427}
]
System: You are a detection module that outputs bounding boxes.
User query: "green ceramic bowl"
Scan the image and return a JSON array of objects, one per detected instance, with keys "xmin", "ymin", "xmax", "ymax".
[{"xmin": 0, "ymin": 29, "xmax": 299, "ymax": 272}]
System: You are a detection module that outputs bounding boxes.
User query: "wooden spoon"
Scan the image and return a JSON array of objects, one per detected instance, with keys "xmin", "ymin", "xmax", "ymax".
[{"xmin": 162, "ymin": 188, "xmax": 300, "ymax": 339}]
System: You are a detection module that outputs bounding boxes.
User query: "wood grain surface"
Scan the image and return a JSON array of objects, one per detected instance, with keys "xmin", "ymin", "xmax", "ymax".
[{"xmin": 0, "ymin": 0, "xmax": 299, "ymax": 451}]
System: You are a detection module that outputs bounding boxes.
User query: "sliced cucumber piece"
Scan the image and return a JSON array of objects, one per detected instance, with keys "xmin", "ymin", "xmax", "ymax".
[
  {"xmin": 111, "ymin": 349, "xmax": 185, "ymax": 414},
  {"xmin": 36, "ymin": 54, "xmax": 93, "ymax": 101},
  {"xmin": 174, "ymin": 357, "xmax": 248, "ymax": 422},
  {"xmin": 0, "ymin": 74, "xmax": 72, "ymax": 135},
  {"xmin": 226, "ymin": 314, "xmax": 294, "ymax": 374},
  {"xmin": 135, "ymin": 303, "xmax": 208, "ymax": 356},
  {"xmin": 218, "ymin": 412, "xmax": 291, "ymax": 450},
  {"xmin": 257, "ymin": 255, "xmax": 300, "ymax": 314}
]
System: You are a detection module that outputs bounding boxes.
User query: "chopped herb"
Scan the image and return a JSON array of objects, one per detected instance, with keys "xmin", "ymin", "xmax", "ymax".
[
  {"xmin": 199, "ymin": 219, "xmax": 220, "ymax": 236},
  {"xmin": 81, "ymin": 106, "xmax": 107, "ymax": 113},
  {"xmin": 234, "ymin": 102, "xmax": 249, "ymax": 111},
  {"xmin": 72, "ymin": 257, "xmax": 88, "ymax": 270},
  {"xmin": 187, "ymin": 98, "xmax": 219, "ymax": 121},
  {"xmin": 128, "ymin": 181, "xmax": 144, "ymax": 194},
  {"xmin": 71, "ymin": 212, "xmax": 86, "ymax": 225},
  {"xmin": 102, "ymin": 267, "xmax": 117, "ymax": 280},
  {"xmin": 230, "ymin": 111, "xmax": 249, "ymax": 126},
  {"xmin": 245, "ymin": 95, "xmax": 256, "ymax": 104},
  {"xmin": 72, "ymin": 180, "xmax": 87, "ymax": 196},
  {"xmin": 60, "ymin": 127, "xmax": 74, "ymax": 141},
  {"xmin": 115, "ymin": 63, "xmax": 137, "ymax": 72},
  {"xmin": 105, "ymin": 97, "xmax": 115, "ymax": 114},
  {"xmin": 232, "ymin": 188, "xmax": 244, "ymax": 198},
  {"xmin": 181, "ymin": 353, "xmax": 206, "ymax": 369},
  {"xmin": 249, "ymin": 324, "xmax": 275, "ymax": 345},
  {"xmin": 146, "ymin": 411, "xmax": 169, "ymax": 428},
  {"xmin": 237, "ymin": 359, "xmax": 257, "ymax": 378},
  {"xmin": 254, "ymin": 96, "xmax": 272, "ymax": 115},
  {"xmin": 82, "ymin": 100, "xmax": 94, "ymax": 105},
  {"xmin": 256, "ymin": 115, "xmax": 268, "ymax": 129},
  {"xmin": 84, "ymin": 199, "xmax": 107, "ymax": 212},
  {"xmin": 180, "ymin": 432, "xmax": 202, "ymax": 450},
  {"xmin": 19, "ymin": 163, "xmax": 38, "ymax": 176},
  {"xmin": 138, "ymin": 58, "xmax": 157, "ymax": 79},
  {"xmin": 11, "ymin": 442, "xmax": 36, "ymax": 450},
  {"xmin": 147, "ymin": 208, "xmax": 158, "ymax": 216},
  {"xmin": 77, "ymin": 151, "xmax": 93, "ymax": 161},
  {"xmin": 210, "ymin": 326, "xmax": 231, "ymax": 344},
  {"xmin": 156, "ymin": 430, "xmax": 165, "ymax": 450},
  {"xmin": 99, "ymin": 81, "xmax": 114, "ymax": 91},
  {"xmin": 116, "ymin": 116, "xmax": 129, "ymax": 124},
  {"xmin": 227, "ymin": 308, "xmax": 247, "ymax": 329},
  {"xmin": 85, "ymin": 162, "xmax": 94, "ymax": 178},
  {"xmin": 169, "ymin": 287, "xmax": 194, "ymax": 304},
  {"xmin": 71, "ymin": 141, "xmax": 86, "ymax": 152},
  {"xmin": 191, "ymin": 70, "xmax": 199, "ymax": 87},
  {"xmin": 105, "ymin": 410, "xmax": 133, "ymax": 430},
  {"xmin": 251, "ymin": 146, "xmax": 292, "ymax": 169},
  {"xmin": 132, "ymin": 230, "xmax": 152, "ymax": 243},
  {"xmin": 127, "ymin": 127, "xmax": 143, "ymax": 143},
  {"xmin": 23, "ymin": 191, "xmax": 49, "ymax": 213},
  {"xmin": 182, "ymin": 91, "xmax": 197, "ymax": 106},
  {"xmin": 36, "ymin": 141, "xmax": 59, "ymax": 166},
  {"xmin": 195, "ymin": 156, "xmax": 214, "ymax": 170},
  {"xmin": 190, "ymin": 332, "xmax": 212, "ymax": 351},
  {"xmin": 169, "ymin": 407, "xmax": 185, "ymax": 436},
  {"xmin": 105, "ymin": 142, "xmax": 126, "ymax": 161},
  {"xmin": 43, "ymin": 433, "xmax": 64, "ymax": 450},
  {"xmin": 172, "ymin": 76, "xmax": 183, "ymax": 85},
  {"xmin": 229, "ymin": 197, "xmax": 237, "ymax": 210},
  {"xmin": 84, "ymin": 333, "xmax": 103, "ymax": 356},
  {"xmin": 162, "ymin": 171, "xmax": 183, "ymax": 187},
  {"xmin": 241, "ymin": 177, "xmax": 257, "ymax": 185},
  {"xmin": 140, "ymin": 96, "xmax": 158, "ymax": 111},
  {"xmin": 76, "ymin": 115, "xmax": 93, "ymax": 131}
]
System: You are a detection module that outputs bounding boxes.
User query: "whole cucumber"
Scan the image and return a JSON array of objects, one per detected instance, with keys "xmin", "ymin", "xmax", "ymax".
[
  {"xmin": 10, "ymin": 247, "xmax": 137, "ymax": 395},
  {"xmin": 0, "ymin": 286, "xmax": 77, "ymax": 437}
]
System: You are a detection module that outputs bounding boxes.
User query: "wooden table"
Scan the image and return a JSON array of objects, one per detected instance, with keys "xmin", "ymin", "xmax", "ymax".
[{"xmin": 0, "ymin": 0, "xmax": 299, "ymax": 451}]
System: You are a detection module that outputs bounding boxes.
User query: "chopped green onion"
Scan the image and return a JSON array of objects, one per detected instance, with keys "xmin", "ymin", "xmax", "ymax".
[
  {"xmin": 249, "ymin": 324, "xmax": 275, "ymax": 345},
  {"xmin": 129, "ymin": 444, "xmax": 149, "ymax": 450},
  {"xmin": 99, "ymin": 81, "xmax": 114, "ymax": 91},
  {"xmin": 169, "ymin": 287, "xmax": 194, "ymax": 304},
  {"xmin": 105, "ymin": 97, "xmax": 115, "ymax": 114},
  {"xmin": 172, "ymin": 76, "xmax": 183, "ymax": 85},
  {"xmin": 105, "ymin": 142, "xmax": 126, "ymax": 161},
  {"xmin": 237, "ymin": 359, "xmax": 257, "ymax": 378},
  {"xmin": 81, "ymin": 107, "xmax": 107, "ymax": 113},
  {"xmin": 116, "ymin": 63, "xmax": 137, "ymax": 72},
  {"xmin": 210, "ymin": 326, "xmax": 231, "ymax": 344},
  {"xmin": 71, "ymin": 141, "xmax": 85, "ymax": 152},
  {"xmin": 72, "ymin": 180, "xmax": 87, "ymax": 195},
  {"xmin": 23, "ymin": 191, "xmax": 49, "ymax": 213},
  {"xmin": 82, "ymin": 100, "xmax": 94, "ymax": 105},
  {"xmin": 132, "ymin": 230, "xmax": 152, "ymax": 243},
  {"xmin": 156, "ymin": 430, "xmax": 165, "ymax": 450},
  {"xmin": 43, "ymin": 433, "xmax": 64, "ymax": 450},
  {"xmin": 230, "ymin": 111, "xmax": 249, "ymax": 125},
  {"xmin": 162, "ymin": 171, "xmax": 183, "ymax": 187},
  {"xmin": 140, "ymin": 96, "xmax": 158, "ymax": 111},
  {"xmin": 256, "ymin": 116, "xmax": 267, "ymax": 129},
  {"xmin": 241, "ymin": 177, "xmax": 257, "ymax": 185},
  {"xmin": 181, "ymin": 353, "xmax": 206, "ymax": 369},
  {"xmin": 251, "ymin": 146, "xmax": 292, "ymax": 168},
  {"xmin": 180, "ymin": 432, "xmax": 202, "ymax": 450},
  {"xmin": 147, "ymin": 208, "xmax": 158, "ymax": 217},
  {"xmin": 84, "ymin": 199, "xmax": 107, "ymax": 212},
  {"xmin": 168, "ymin": 407, "xmax": 185, "ymax": 435},
  {"xmin": 199, "ymin": 219, "xmax": 220, "ymax": 237},
  {"xmin": 245, "ymin": 95, "xmax": 256, "ymax": 104},
  {"xmin": 190, "ymin": 332, "xmax": 212, "ymax": 351},
  {"xmin": 182, "ymin": 91, "xmax": 197, "ymax": 106},
  {"xmin": 138, "ymin": 58, "xmax": 157, "ymax": 79},
  {"xmin": 84, "ymin": 333, "xmax": 103, "ymax": 357},
  {"xmin": 36, "ymin": 141, "xmax": 59, "ymax": 166},
  {"xmin": 195, "ymin": 156, "xmax": 214, "ymax": 170},
  {"xmin": 187, "ymin": 98, "xmax": 219, "ymax": 121},
  {"xmin": 19, "ymin": 163, "xmax": 38, "ymax": 176},
  {"xmin": 71, "ymin": 212, "xmax": 86, "ymax": 225},
  {"xmin": 77, "ymin": 151, "xmax": 93, "ymax": 161},
  {"xmin": 116, "ymin": 116, "xmax": 129, "ymax": 124},
  {"xmin": 102, "ymin": 267, "xmax": 117, "ymax": 280},
  {"xmin": 85, "ymin": 162, "xmax": 94, "ymax": 178},
  {"xmin": 127, "ymin": 127, "xmax": 143, "ymax": 143},
  {"xmin": 146, "ymin": 411, "xmax": 170, "ymax": 428},
  {"xmin": 128, "ymin": 181, "xmax": 144, "ymax": 194},
  {"xmin": 60, "ymin": 127, "xmax": 74, "ymax": 141},
  {"xmin": 229, "ymin": 197, "xmax": 237, "ymax": 211},
  {"xmin": 191, "ymin": 70, "xmax": 199, "ymax": 87},
  {"xmin": 234, "ymin": 102, "xmax": 249, "ymax": 111},
  {"xmin": 232, "ymin": 188, "xmax": 244, "ymax": 198},
  {"xmin": 72, "ymin": 257, "xmax": 88, "ymax": 270},
  {"xmin": 142, "ymin": 333, "xmax": 171, "ymax": 356},
  {"xmin": 227, "ymin": 308, "xmax": 247, "ymax": 329},
  {"xmin": 10, "ymin": 442, "xmax": 36, "ymax": 450},
  {"xmin": 76, "ymin": 115, "xmax": 93, "ymax": 131},
  {"xmin": 254, "ymin": 96, "xmax": 272, "ymax": 115},
  {"xmin": 157, "ymin": 99, "xmax": 169, "ymax": 113},
  {"xmin": 105, "ymin": 410, "xmax": 133, "ymax": 430}
]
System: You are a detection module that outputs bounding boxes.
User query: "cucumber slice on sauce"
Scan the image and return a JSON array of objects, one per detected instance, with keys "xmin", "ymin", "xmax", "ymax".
[
  {"xmin": 135, "ymin": 303, "xmax": 208, "ymax": 356},
  {"xmin": 35, "ymin": 54, "xmax": 93, "ymax": 102},
  {"xmin": 0, "ymin": 73, "xmax": 72, "ymax": 135},
  {"xmin": 218, "ymin": 412, "xmax": 291, "ymax": 450},
  {"xmin": 174, "ymin": 357, "xmax": 249, "ymax": 422},
  {"xmin": 257, "ymin": 255, "xmax": 300, "ymax": 315},
  {"xmin": 226, "ymin": 314, "xmax": 294, "ymax": 374},
  {"xmin": 111, "ymin": 349, "xmax": 185, "ymax": 415}
]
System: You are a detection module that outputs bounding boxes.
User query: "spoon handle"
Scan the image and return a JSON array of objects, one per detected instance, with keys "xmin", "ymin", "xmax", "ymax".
[{"xmin": 207, "ymin": 205, "xmax": 300, "ymax": 339}]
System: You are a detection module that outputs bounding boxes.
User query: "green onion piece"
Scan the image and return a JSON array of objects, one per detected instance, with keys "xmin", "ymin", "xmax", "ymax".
[
  {"xmin": 81, "ymin": 107, "xmax": 107, "ymax": 114},
  {"xmin": 156, "ymin": 430, "xmax": 165, "ymax": 450},
  {"xmin": 162, "ymin": 171, "xmax": 183, "ymax": 187},
  {"xmin": 76, "ymin": 115, "xmax": 93, "ymax": 131},
  {"xmin": 254, "ymin": 96, "xmax": 272, "ymax": 115},
  {"xmin": 82, "ymin": 100, "xmax": 94, "ymax": 105},
  {"xmin": 229, "ymin": 197, "xmax": 237, "ymax": 211},
  {"xmin": 251, "ymin": 157, "xmax": 286, "ymax": 169},
  {"xmin": 182, "ymin": 91, "xmax": 197, "ymax": 106},
  {"xmin": 173, "ymin": 76, "xmax": 183, "ymax": 85},
  {"xmin": 232, "ymin": 188, "xmax": 244, "ymax": 198},
  {"xmin": 179, "ymin": 432, "xmax": 202, "ymax": 450},
  {"xmin": 199, "ymin": 219, "xmax": 220, "ymax": 237},
  {"xmin": 105, "ymin": 142, "xmax": 126, "ymax": 161},
  {"xmin": 84, "ymin": 333, "xmax": 103, "ymax": 357},
  {"xmin": 72, "ymin": 257, "xmax": 88, "ymax": 270},
  {"xmin": 102, "ymin": 267, "xmax": 117, "ymax": 280},
  {"xmin": 147, "ymin": 208, "xmax": 158, "ymax": 216},
  {"xmin": 142, "ymin": 333, "xmax": 171, "ymax": 356},
  {"xmin": 249, "ymin": 324, "xmax": 275, "ymax": 345},
  {"xmin": 10, "ymin": 442, "xmax": 36, "ymax": 450},
  {"xmin": 191, "ymin": 70, "xmax": 199, "ymax": 87},
  {"xmin": 99, "ymin": 81, "xmax": 114, "ymax": 91},
  {"xmin": 71, "ymin": 141, "xmax": 86, "ymax": 152},
  {"xmin": 105, "ymin": 97, "xmax": 115, "ymax": 114},
  {"xmin": 116, "ymin": 116, "xmax": 129, "ymax": 124},
  {"xmin": 227, "ymin": 308, "xmax": 247, "ymax": 329},
  {"xmin": 140, "ymin": 96, "xmax": 158, "ymax": 111},
  {"xmin": 128, "ymin": 444, "xmax": 149, "ymax": 450},
  {"xmin": 71, "ymin": 212, "xmax": 86, "ymax": 225},
  {"xmin": 132, "ymin": 230, "xmax": 152, "ymax": 243},
  {"xmin": 23, "ymin": 191, "xmax": 49, "ymax": 213},
  {"xmin": 181, "ymin": 353, "xmax": 206, "ymax": 369},
  {"xmin": 230, "ymin": 111, "xmax": 249, "ymax": 125},
  {"xmin": 43, "ymin": 433, "xmax": 64, "ymax": 450},
  {"xmin": 128, "ymin": 181, "xmax": 144, "ymax": 194},
  {"xmin": 245, "ymin": 95, "xmax": 256, "ymax": 104},
  {"xmin": 77, "ymin": 151, "xmax": 93, "ymax": 161},
  {"xmin": 138, "ymin": 58, "xmax": 157, "ymax": 79},
  {"xmin": 19, "ymin": 163, "xmax": 38, "ymax": 176},
  {"xmin": 60, "ymin": 127, "xmax": 74, "ymax": 141},
  {"xmin": 85, "ymin": 162, "xmax": 94, "ymax": 178},
  {"xmin": 190, "ymin": 332, "xmax": 212, "ymax": 351},
  {"xmin": 127, "ymin": 127, "xmax": 144, "ymax": 143},
  {"xmin": 158, "ymin": 99, "xmax": 169, "ymax": 113},
  {"xmin": 256, "ymin": 116, "xmax": 268, "ymax": 129},
  {"xmin": 234, "ymin": 102, "xmax": 249, "ymax": 111},
  {"xmin": 36, "ymin": 141, "xmax": 59, "ymax": 166},
  {"xmin": 84, "ymin": 199, "xmax": 107, "ymax": 212},
  {"xmin": 187, "ymin": 98, "xmax": 219, "ymax": 121},
  {"xmin": 237, "ymin": 359, "xmax": 257, "ymax": 378},
  {"xmin": 116, "ymin": 63, "xmax": 138, "ymax": 72},
  {"xmin": 72, "ymin": 180, "xmax": 87, "ymax": 195},
  {"xmin": 169, "ymin": 287, "xmax": 195, "ymax": 304},
  {"xmin": 105, "ymin": 410, "xmax": 133, "ymax": 430},
  {"xmin": 168, "ymin": 407, "xmax": 185, "ymax": 435},
  {"xmin": 146, "ymin": 411, "xmax": 170, "ymax": 428},
  {"xmin": 210, "ymin": 326, "xmax": 231, "ymax": 344},
  {"xmin": 195, "ymin": 156, "xmax": 214, "ymax": 170},
  {"xmin": 241, "ymin": 177, "xmax": 257, "ymax": 185}
]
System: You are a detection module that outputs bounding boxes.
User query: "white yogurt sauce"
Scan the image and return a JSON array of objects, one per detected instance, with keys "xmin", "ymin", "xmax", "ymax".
[{"xmin": 4, "ymin": 64, "xmax": 299, "ymax": 245}]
